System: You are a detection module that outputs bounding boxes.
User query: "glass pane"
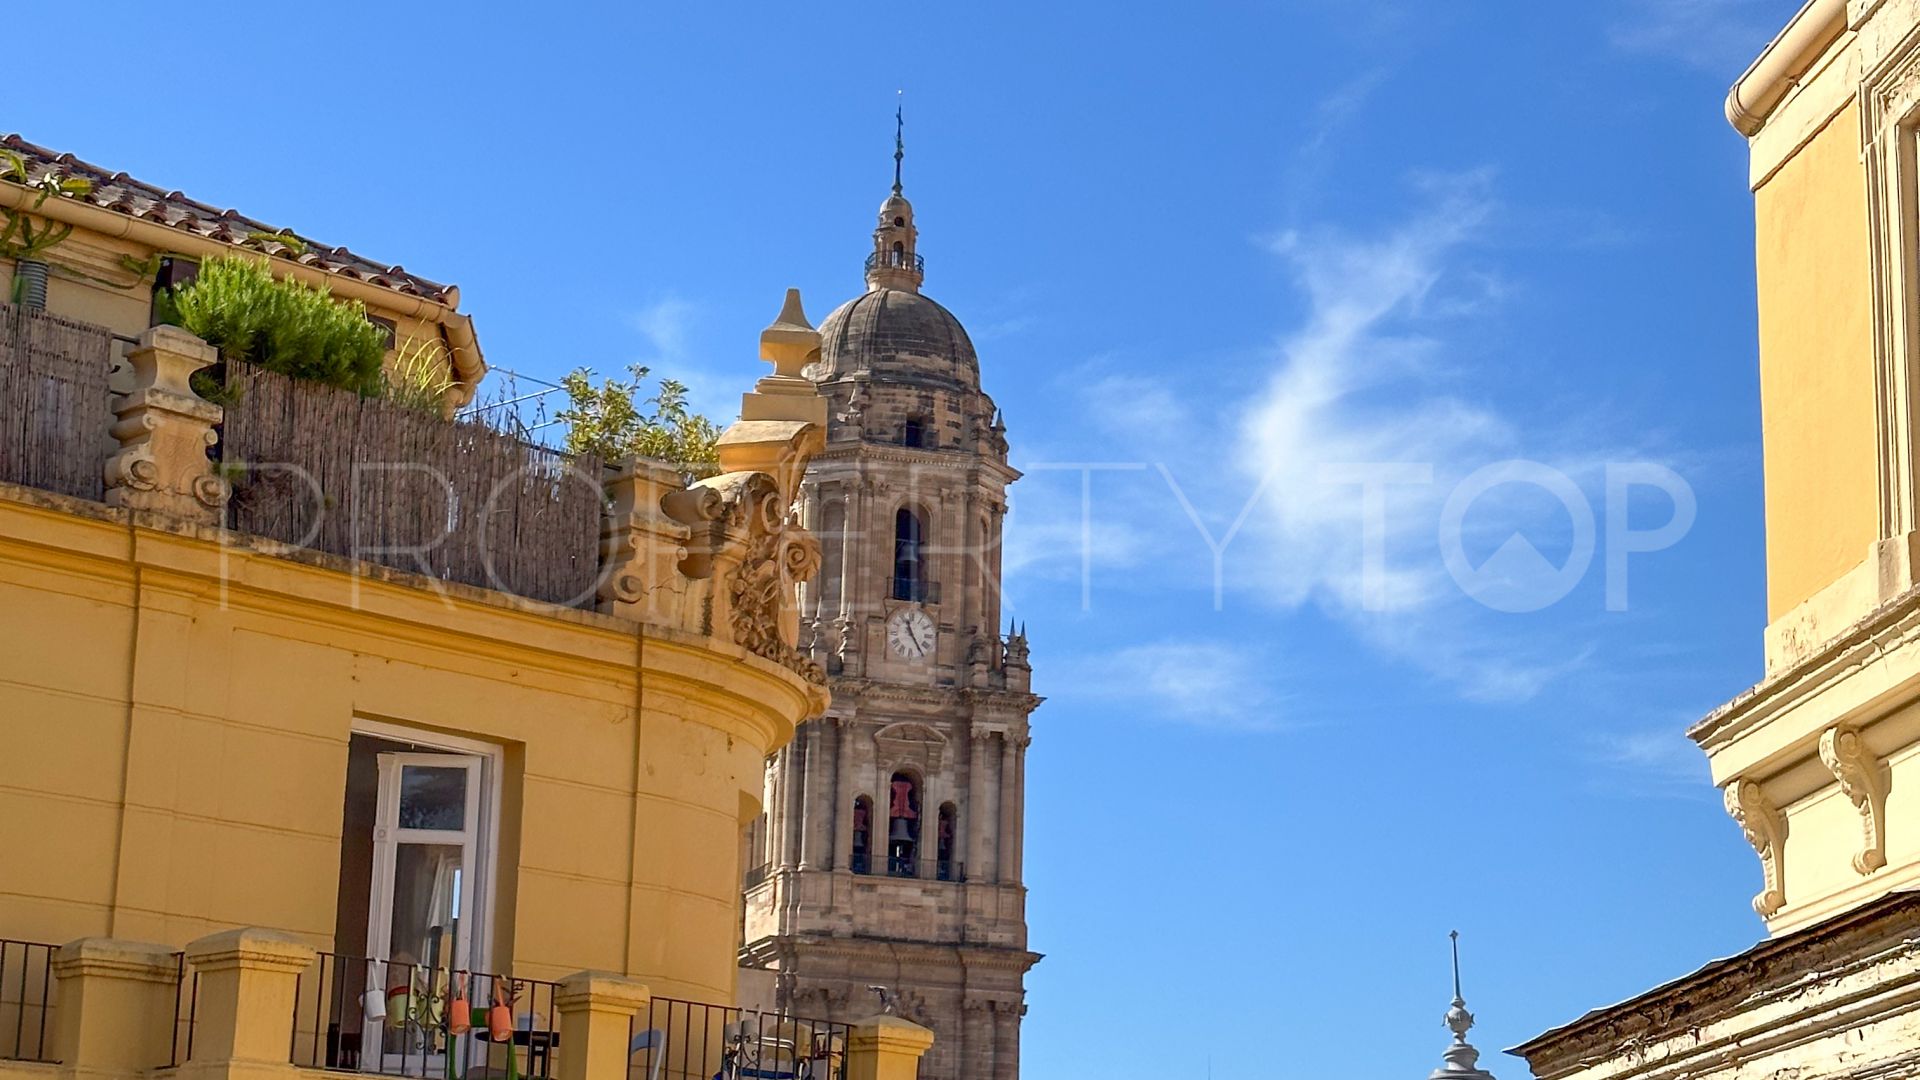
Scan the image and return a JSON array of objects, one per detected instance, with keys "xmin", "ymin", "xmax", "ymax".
[
  {"xmin": 388, "ymin": 843, "xmax": 463, "ymax": 970},
  {"xmin": 398, "ymin": 765, "xmax": 467, "ymax": 830}
]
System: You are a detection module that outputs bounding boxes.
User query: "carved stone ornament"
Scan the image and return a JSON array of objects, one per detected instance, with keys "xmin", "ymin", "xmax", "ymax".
[
  {"xmin": 1819, "ymin": 724, "xmax": 1889, "ymax": 875},
  {"xmin": 708, "ymin": 472, "xmax": 825, "ymax": 684},
  {"xmin": 1724, "ymin": 778, "xmax": 1787, "ymax": 918},
  {"xmin": 104, "ymin": 326, "xmax": 230, "ymax": 524}
]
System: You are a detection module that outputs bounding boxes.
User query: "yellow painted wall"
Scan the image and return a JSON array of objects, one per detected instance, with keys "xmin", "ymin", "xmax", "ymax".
[
  {"xmin": 0, "ymin": 488, "xmax": 813, "ymax": 1006},
  {"xmin": 1754, "ymin": 100, "xmax": 1880, "ymax": 621}
]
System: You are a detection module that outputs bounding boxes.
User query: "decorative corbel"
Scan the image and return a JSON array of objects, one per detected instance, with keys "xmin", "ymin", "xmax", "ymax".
[
  {"xmin": 1819, "ymin": 724, "xmax": 1888, "ymax": 875},
  {"xmin": 1724, "ymin": 778, "xmax": 1787, "ymax": 918}
]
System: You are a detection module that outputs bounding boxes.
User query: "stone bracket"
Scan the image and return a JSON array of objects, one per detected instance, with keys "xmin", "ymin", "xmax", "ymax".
[
  {"xmin": 1725, "ymin": 778, "xmax": 1789, "ymax": 917},
  {"xmin": 1820, "ymin": 724, "xmax": 1890, "ymax": 874}
]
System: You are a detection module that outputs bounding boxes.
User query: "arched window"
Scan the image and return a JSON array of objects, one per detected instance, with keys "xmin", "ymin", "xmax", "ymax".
[
  {"xmin": 886, "ymin": 772, "xmax": 920, "ymax": 877},
  {"xmin": 936, "ymin": 803, "xmax": 958, "ymax": 881},
  {"xmin": 851, "ymin": 795, "xmax": 873, "ymax": 875},
  {"xmin": 892, "ymin": 508, "xmax": 927, "ymax": 602},
  {"xmin": 890, "ymin": 240, "xmax": 905, "ymax": 265},
  {"xmin": 901, "ymin": 418, "xmax": 925, "ymax": 448}
]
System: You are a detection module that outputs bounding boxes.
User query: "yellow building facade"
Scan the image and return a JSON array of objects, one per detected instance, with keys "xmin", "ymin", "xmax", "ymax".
[
  {"xmin": 0, "ymin": 140, "xmax": 933, "ymax": 1080},
  {"xmin": 1515, "ymin": 2, "xmax": 1920, "ymax": 1077}
]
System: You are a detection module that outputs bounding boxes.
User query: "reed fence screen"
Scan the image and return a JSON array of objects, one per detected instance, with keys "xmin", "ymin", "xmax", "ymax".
[
  {"xmin": 0, "ymin": 301, "xmax": 113, "ymax": 502},
  {"xmin": 220, "ymin": 366, "xmax": 605, "ymax": 606}
]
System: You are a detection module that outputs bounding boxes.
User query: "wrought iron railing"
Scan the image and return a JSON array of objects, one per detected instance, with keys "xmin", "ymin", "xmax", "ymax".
[
  {"xmin": 170, "ymin": 951, "xmax": 195, "ymax": 1067},
  {"xmin": 743, "ymin": 863, "xmax": 775, "ymax": 890},
  {"xmin": 849, "ymin": 856, "xmax": 965, "ymax": 883},
  {"xmin": 863, "ymin": 251, "xmax": 924, "ymax": 275},
  {"xmin": 0, "ymin": 939, "xmax": 57, "ymax": 1063},
  {"xmin": 290, "ymin": 952, "xmax": 561, "ymax": 1079},
  {"xmin": 632, "ymin": 997, "xmax": 847, "ymax": 1080}
]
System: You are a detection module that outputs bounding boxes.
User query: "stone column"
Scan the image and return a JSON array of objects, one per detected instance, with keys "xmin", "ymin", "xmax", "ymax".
[
  {"xmin": 992, "ymin": 1006, "xmax": 1020, "ymax": 1080},
  {"xmin": 51, "ymin": 938, "xmax": 180, "ymax": 1079},
  {"xmin": 839, "ymin": 482, "xmax": 858, "ymax": 622},
  {"xmin": 801, "ymin": 718, "xmax": 832, "ymax": 870},
  {"xmin": 554, "ymin": 972, "xmax": 650, "ymax": 1080},
  {"xmin": 962, "ymin": 1001, "xmax": 994, "ymax": 1080},
  {"xmin": 180, "ymin": 928, "xmax": 315, "ymax": 1076},
  {"xmin": 104, "ymin": 325, "xmax": 228, "ymax": 525},
  {"xmin": 833, "ymin": 716, "xmax": 856, "ymax": 871},
  {"xmin": 997, "ymin": 734, "xmax": 1018, "ymax": 884},
  {"xmin": 846, "ymin": 1015, "xmax": 934, "ymax": 1080},
  {"xmin": 1012, "ymin": 736, "xmax": 1028, "ymax": 882},
  {"xmin": 780, "ymin": 739, "xmax": 805, "ymax": 869},
  {"xmin": 967, "ymin": 729, "xmax": 991, "ymax": 884}
]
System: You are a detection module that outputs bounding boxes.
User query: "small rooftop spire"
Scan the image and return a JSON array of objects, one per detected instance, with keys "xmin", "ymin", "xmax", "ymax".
[
  {"xmin": 893, "ymin": 91, "xmax": 905, "ymax": 196},
  {"xmin": 1429, "ymin": 931, "xmax": 1495, "ymax": 1080}
]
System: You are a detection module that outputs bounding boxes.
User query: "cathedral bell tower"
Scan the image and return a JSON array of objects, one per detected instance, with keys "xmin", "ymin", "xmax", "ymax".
[{"xmin": 737, "ymin": 112, "xmax": 1040, "ymax": 1080}]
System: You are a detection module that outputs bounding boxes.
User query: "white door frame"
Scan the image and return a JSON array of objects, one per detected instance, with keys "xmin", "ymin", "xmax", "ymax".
[{"xmin": 353, "ymin": 719, "xmax": 503, "ymax": 973}]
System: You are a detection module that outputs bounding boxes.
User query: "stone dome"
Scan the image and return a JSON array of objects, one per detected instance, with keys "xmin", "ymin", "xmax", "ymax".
[{"xmin": 814, "ymin": 287, "xmax": 980, "ymax": 391}]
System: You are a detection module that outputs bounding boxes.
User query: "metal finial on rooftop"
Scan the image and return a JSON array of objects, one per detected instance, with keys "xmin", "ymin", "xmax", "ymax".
[
  {"xmin": 893, "ymin": 91, "xmax": 905, "ymax": 196},
  {"xmin": 1429, "ymin": 931, "xmax": 1495, "ymax": 1080}
]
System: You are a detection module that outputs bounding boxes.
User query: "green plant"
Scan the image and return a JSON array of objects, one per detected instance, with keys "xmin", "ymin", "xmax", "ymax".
[
  {"xmin": 160, "ymin": 255, "xmax": 388, "ymax": 395},
  {"xmin": 382, "ymin": 338, "xmax": 455, "ymax": 413},
  {"xmin": 0, "ymin": 149, "xmax": 93, "ymax": 302},
  {"xmin": 556, "ymin": 364, "xmax": 721, "ymax": 475}
]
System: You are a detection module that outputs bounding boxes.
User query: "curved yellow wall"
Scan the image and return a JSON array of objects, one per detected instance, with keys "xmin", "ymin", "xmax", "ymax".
[
  {"xmin": 1755, "ymin": 100, "xmax": 1880, "ymax": 621},
  {"xmin": 0, "ymin": 489, "xmax": 813, "ymax": 1005}
]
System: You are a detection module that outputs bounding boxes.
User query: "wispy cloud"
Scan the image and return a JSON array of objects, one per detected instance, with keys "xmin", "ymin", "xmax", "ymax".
[
  {"xmin": 1610, "ymin": 0, "xmax": 1780, "ymax": 75},
  {"xmin": 1231, "ymin": 168, "xmax": 1629, "ymax": 699},
  {"xmin": 1584, "ymin": 723, "xmax": 1712, "ymax": 797},
  {"xmin": 1045, "ymin": 640, "xmax": 1287, "ymax": 730},
  {"xmin": 1009, "ymin": 169, "xmax": 1695, "ymax": 706},
  {"xmin": 620, "ymin": 294, "xmax": 755, "ymax": 421}
]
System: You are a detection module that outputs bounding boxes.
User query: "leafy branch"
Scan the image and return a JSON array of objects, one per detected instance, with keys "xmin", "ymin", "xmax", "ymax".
[{"xmin": 556, "ymin": 364, "xmax": 720, "ymax": 477}]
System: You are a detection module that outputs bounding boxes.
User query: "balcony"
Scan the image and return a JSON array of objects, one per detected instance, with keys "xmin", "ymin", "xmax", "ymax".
[
  {"xmin": 2, "ymin": 932, "xmax": 873, "ymax": 1080},
  {"xmin": 848, "ymin": 856, "xmax": 966, "ymax": 883},
  {"xmin": 863, "ymin": 251, "xmax": 924, "ymax": 275}
]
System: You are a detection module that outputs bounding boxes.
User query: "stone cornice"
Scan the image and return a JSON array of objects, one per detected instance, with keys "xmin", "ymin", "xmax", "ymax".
[
  {"xmin": 752, "ymin": 934, "xmax": 1042, "ymax": 974},
  {"xmin": 830, "ymin": 676, "xmax": 1042, "ymax": 716},
  {"xmin": 1509, "ymin": 890, "xmax": 1920, "ymax": 1078},
  {"xmin": 1689, "ymin": 578, "xmax": 1920, "ymax": 754},
  {"xmin": 810, "ymin": 443, "xmax": 1021, "ymax": 485}
]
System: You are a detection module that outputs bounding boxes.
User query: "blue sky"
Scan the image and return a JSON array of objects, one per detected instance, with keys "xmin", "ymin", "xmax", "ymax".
[{"xmin": 13, "ymin": 0, "xmax": 1806, "ymax": 1074}]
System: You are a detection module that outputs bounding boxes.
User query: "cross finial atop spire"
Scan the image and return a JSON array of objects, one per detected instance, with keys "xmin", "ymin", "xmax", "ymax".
[{"xmin": 893, "ymin": 91, "xmax": 905, "ymax": 196}]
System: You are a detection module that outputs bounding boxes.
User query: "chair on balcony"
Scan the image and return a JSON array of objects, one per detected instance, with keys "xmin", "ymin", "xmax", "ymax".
[{"xmin": 628, "ymin": 1027, "xmax": 666, "ymax": 1080}]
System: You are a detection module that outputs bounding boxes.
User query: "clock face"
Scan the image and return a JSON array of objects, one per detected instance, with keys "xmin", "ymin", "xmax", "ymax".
[{"xmin": 887, "ymin": 608, "xmax": 937, "ymax": 661}]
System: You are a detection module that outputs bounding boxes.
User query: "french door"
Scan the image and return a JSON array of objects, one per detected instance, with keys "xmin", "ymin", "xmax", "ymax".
[{"xmin": 363, "ymin": 751, "xmax": 487, "ymax": 1070}]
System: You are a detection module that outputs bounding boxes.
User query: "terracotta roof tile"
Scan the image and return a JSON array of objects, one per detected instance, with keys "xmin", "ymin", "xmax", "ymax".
[{"xmin": 1, "ymin": 133, "xmax": 457, "ymax": 304}]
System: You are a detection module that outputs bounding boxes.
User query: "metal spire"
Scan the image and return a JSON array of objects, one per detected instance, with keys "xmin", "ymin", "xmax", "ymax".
[
  {"xmin": 893, "ymin": 91, "xmax": 905, "ymax": 196},
  {"xmin": 1451, "ymin": 930, "xmax": 1463, "ymax": 1002},
  {"xmin": 1429, "ymin": 931, "xmax": 1495, "ymax": 1080}
]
